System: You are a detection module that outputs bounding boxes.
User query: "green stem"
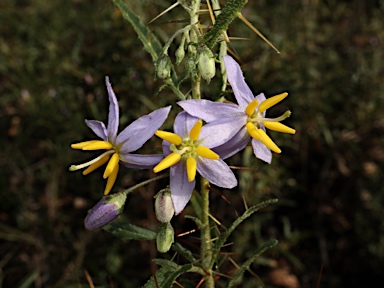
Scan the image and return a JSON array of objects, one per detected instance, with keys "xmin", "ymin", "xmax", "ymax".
[
  {"xmin": 189, "ymin": 0, "xmax": 201, "ymax": 99},
  {"xmin": 200, "ymin": 177, "xmax": 214, "ymax": 287}
]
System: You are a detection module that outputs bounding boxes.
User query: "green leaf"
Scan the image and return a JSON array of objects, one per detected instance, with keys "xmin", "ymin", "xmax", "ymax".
[
  {"xmin": 103, "ymin": 221, "xmax": 156, "ymax": 240},
  {"xmin": 227, "ymin": 239, "xmax": 278, "ymax": 288},
  {"xmin": 185, "ymin": 215, "xmax": 203, "ymax": 228},
  {"xmin": 211, "ymin": 198, "xmax": 278, "ymax": 266},
  {"xmin": 111, "ymin": 0, "xmax": 162, "ymax": 61},
  {"xmin": 111, "ymin": 0, "xmax": 186, "ymax": 100},
  {"xmin": 189, "ymin": 190, "xmax": 202, "ymax": 220},
  {"xmin": 143, "ymin": 259, "xmax": 192, "ymax": 288},
  {"xmin": 172, "ymin": 242, "xmax": 197, "ymax": 264},
  {"xmin": 202, "ymin": 0, "xmax": 248, "ymax": 49}
]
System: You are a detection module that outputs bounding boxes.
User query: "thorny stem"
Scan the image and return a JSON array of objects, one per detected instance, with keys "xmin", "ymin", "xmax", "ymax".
[
  {"xmin": 201, "ymin": 177, "xmax": 214, "ymax": 288},
  {"xmin": 189, "ymin": 0, "xmax": 201, "ymax": 99}
]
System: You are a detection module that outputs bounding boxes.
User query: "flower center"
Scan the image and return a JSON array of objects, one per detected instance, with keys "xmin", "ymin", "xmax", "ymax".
[
  {"xmin": 153, "ymin": 119, "xmax": 219, "ymax": 182},
  {"xmin": 244, "ymin": 93, "xmax": 296, "ymax": 154}
]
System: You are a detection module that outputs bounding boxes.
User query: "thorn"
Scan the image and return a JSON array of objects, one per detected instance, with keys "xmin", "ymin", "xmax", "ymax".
[
  {"xmin": 237, "ymin": 12, "xmax": 281, "ymax": 54},
  {"xmin": 148, "ymin": 2, "xmax": 180, "ymax": 24}
]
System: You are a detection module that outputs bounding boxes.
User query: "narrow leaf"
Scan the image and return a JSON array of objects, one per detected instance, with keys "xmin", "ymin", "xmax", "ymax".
[
  {"xmin": 162, "ymin": 264, "xmax": 193, "ymax": 288},
  {"xmin": 172, "ymin": 242, "xmax": 197, "ymax": 264},
  {"xmin": 227, "ymin": 239, "xmax": 278, "ymax": 287},
  {"xmin": 111, "ymin": 0, "xmax": 162, "ymax": 61},
  {"xmin": 211, "ymin": 198, "xmax": 278, "ymax": 265},
  {"xmin": 103, "ymin": 221, "xmax": 156, "ymax": 240}
]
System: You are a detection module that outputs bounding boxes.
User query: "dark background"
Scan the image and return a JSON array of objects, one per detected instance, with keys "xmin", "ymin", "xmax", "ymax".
[{"xmin": 1, "ymin": 0, "xmax": 384, "ymax": 287}]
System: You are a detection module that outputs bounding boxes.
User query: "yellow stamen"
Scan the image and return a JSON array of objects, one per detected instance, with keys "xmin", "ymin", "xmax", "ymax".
[
  {"xmin": 258, "ymin": 92, "xmax": 288, "ymax": 112},
  {"xmin": 82, "ymin": 154, "xmax": 110, "ymax": 175},
  {"xmin": 71, "ymin": 140, "xmax": 99, "ymax": 149},
  {"xmin": 196, "ymin": 146, "xmax": 219, "ymax": 160},
  {"xmin": 153, "ymin": 153, "xmax": 181, "ymax": 173},
  {"xmin": 245, "ymin": 99, "xmax": 259, "ymax": 116},
  {"xmin": 103, "ymin": 153, "xmax": 119, "ymax": 179},
  {"xmin": 186, "ymin": 157, "xmax": 197, "ymax": 182},
  {"xmin": 263, "ymin": 121, "xmax": 296, "ymax": 134},
  {"xmin": 246, "ymin": 122, "xmax": 262, "ymax": 140},
  {"xmin": 82, "ymin": 140, "xmax": 113, "ymax": 151},
  {"xmin": 104, "ymin": 164, "xmax": 119, "ymax": 195},
  {"xmin": 155, "ymin": 130, "xmax": 182, "ymax": 145},
  {"xmin": 257, "ymin": 129, "xmax": 281, "ymax": 153},
  {"xmin": 189, "ymin": 119, "xmax": 202, "ymax": 141}
]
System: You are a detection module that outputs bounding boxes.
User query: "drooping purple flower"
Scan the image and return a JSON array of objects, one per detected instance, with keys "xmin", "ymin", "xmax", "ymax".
[
  {"xmin": 70, "ymin": 76, "xmax": 171, "ymax": 195},
  {"xmin": 178, "ymin": 55, "xmax": 295, "ymax": 164},
  {"xmin": 153, "ymin": 112, "xmax": 237, "ymax": 214}
]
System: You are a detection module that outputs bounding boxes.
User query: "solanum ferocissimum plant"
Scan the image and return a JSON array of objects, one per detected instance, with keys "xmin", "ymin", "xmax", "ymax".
[{"xmin": 70, "ymin": 0, "xmax": 296, "ymax": 287}]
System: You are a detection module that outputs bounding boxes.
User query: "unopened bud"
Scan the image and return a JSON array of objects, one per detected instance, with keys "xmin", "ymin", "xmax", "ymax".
[
  {"xmin": 197, "ymin": 46, "xmax": 216, "ymax": 82},
  {"xmin": 155, "ymin": 54, "xmax": 172, "ymax": 79},
  {"xmin": 175, "ymin": 45, "xmax": 185, "ymax": 65},
  {"xmin": 156, "ymin": 222, "xmax": 174, "ymax": 253},
  {"xmin": 185, "ymin": 55, "xmax": 196, "ymax": 74},
  {"xmin": 154, "ymin": 188, "xmax": 175, "ymax": 223},
  {"xmin": 84, "ymin": 191, "xmax": 127, "ymax": 230}
]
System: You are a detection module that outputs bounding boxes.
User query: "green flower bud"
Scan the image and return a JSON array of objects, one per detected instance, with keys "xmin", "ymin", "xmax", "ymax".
[
  {"xmin": 197, "ymin": 46, "xmax": 216, "ymax": 82},
  {"xmin": 185, "ymin": 55, "xmax": 196, "ymax": 74},
  {"xmin": 84, "ymin": 191, "xmax": 127, "ymax": 230},
  {"xmin": 156, "ymin": 222, "xmax": 174, "ymax": 253},
  {"xmin": 154, "ymin": 188, "xmax": 175, "ymax": 223},
  {"xmin": 175, "ymin": 45, "xmax": 185, "ymax": 65},
  {"xmin": 155, "ymin": 54, "xmax": 172, "ymax": 79}
]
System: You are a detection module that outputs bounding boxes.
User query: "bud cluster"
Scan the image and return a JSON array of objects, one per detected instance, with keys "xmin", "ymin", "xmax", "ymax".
[{"xmin": 154, "ymin": 188, "xmax": 175, "ymax": 253}]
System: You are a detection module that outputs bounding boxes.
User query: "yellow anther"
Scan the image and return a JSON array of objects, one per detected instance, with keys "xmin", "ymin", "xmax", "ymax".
[
  {"xmin": 257, "ymin": 129, "xmax": 281, "ymax": 153},
  {"xmin": 82, "ymin": 154, "xmax": 110, "ymax": 175},
  {"xmin": 258, "ymin": 92, "xmax": 288, "ymax": 112},
  {"xmin": 189, "ymin": 119, "xmax": 203, "ymax": 141},
  {"xmin": 104, "ymin": 164, "xmax": 119, "ymax": 195},
  {"xmin": 82, "ymin": 140, "xmax": 113, "ymax": 150},
  {"xmin": 71, "ymin": 140, "xmax": 99, "ymax": 149},
  {"xmin": 155, "ymin": 130, "xmax": 182, "ymax": 145},
  {"xmin": 263, "ymin": 121, "xmax": 296, "ymax": 134},
  {"xmin": 186, "ymin": 157, "xmax": 197, "ymax": 182},
  {"xmin": 153, "ymin": 152, "xmax": 181, "ymax": 173},
  {"xmin": 103, "ymin": 153, "xmax": 119, "ymax": 179},
  {"xmin": 245, "ymin": 99, "xmax": 259, "ymax": 116},
  {"xmin": 196, "ymin": 146, "xmax": 219, "ymax": 160},
  {"xmin": 246, "ymin": 122, "xmax": 262, "ymax": 140}
]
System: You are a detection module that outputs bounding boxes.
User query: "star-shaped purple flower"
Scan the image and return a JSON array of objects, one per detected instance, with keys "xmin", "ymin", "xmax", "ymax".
[
  {"xmin": 70, "ymin": 76, "xmax": 171, "ymax": 195},
  {"xmin": 178, "ymin": 55, "xmax": 295, "ymax": 164},
  {"xmin": 153, "ymin": 112, "xmax": 237, "ymax": 214}
]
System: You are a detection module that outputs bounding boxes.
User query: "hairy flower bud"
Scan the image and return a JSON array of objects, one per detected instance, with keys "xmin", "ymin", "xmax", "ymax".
[
  {"xmin": 154, "ymin": 188, "xmax": 175, "ymax": 223},
  {"xmin": 185, "ymin": 55, "xmax": 196, "ymax": 74},
  {"xmin": 197, "ymin": 46, "xmax": 216, "ymax": 82},
  {"xmin": 84, "ymin": 191, "xmax": 127, "ymax": 230},
  {"xmin": 156, "ymin": 222, "xmax": 174, "ymax": 253},
  {"xmin": 175, "ymin": 45, "xmax": 185, "ymax": 65},
  {"xmin": 155, "ymin": 54, "xmax": 172, "ymax": 79}
]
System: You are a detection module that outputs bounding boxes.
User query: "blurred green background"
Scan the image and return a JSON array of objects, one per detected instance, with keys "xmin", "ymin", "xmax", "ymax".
[{"xmin": 1, "ymin": 0, "xmax": 384, "ymax": 287}]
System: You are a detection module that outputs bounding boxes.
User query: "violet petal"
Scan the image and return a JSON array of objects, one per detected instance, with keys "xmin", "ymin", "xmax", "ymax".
[
  {"xmin": 197, "ymin": 158, "xmax": 237, "ymax": 189},
  {"xmin": 117, "ymin": 106, "xmax": 171, "ymax": 154},
  {"xmin": 105, "ymin": 76, "xmax": 119, "ymax": 142},
  {"xmin": 170, "ymin": 161, "xmax": 195, "ymax": 215},
  {"xmin": 120, "ymin": 153, "xmax": 164, "ymax": 169},
  {"xmin": 85, "ymin": 119, "xmax": 108, "ymax": 141},
  {"xmin": 223, "ymin": 56, "xmax": 255, "ymax": 108},
  {"xmin": 252, "ymin": 138, "xmax": 272, "ymax": 164}
]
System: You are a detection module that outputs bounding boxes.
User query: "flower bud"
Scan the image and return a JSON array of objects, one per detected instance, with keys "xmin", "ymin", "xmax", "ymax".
[
  {"xmin": 185, "ymin": 55, "xmax": 196, "ymax": 74},
  {"xmin": 197, "ymin": 46, "xmax": 216, "ymax": 82},
  {"xmin": 155, "ymin": 54, "xmax": 172, "ymax": 79},
  {"xmin": 175, "ymin": 45, "xmax": 185, "ymax": 65},
  {"xmin": 156, "ymin": 222, "xmax": 174, "ymax": 253},
  {"xmin": 154, "ymin": 188, "xmax": 175, "ymax": 223},
  {"xmin": 84, "ymin": 191, "xmax": 127, "ymax": 230}
]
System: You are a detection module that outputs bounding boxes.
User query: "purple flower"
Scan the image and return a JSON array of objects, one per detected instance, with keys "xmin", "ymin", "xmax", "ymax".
[
  {"xmin": 153, "ymin": 112, "xmax": 237, "ymax": 214},
  {"xmin": 178, "ymin": 55, "xmax": 295, "ymax": 164},
  {"xmin": 70, "ymin": 76, "xmax": 171, "ymax": 195}
]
